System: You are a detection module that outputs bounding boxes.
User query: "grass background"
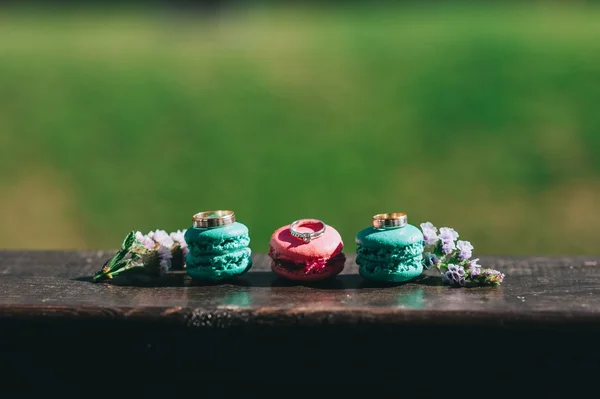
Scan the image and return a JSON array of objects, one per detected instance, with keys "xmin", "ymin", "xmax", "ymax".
[{"xmin": 1, "ymin": 3, "xmax": 600, "ymax": 254}]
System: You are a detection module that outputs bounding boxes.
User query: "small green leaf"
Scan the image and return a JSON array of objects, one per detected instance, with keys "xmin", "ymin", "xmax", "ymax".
[
  {"xmin": 92, "ymin": 231, "xmax": 138, "ymax": 281},
  {"xmin": 103, "ymin": 231, "xmax": 136, "ymax": 272}
]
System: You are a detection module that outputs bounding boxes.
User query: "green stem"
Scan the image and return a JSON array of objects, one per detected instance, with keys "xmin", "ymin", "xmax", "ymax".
[
  {"xmin": 92, "ymin": 259, "xmax": 132, "ymax": 282},
  {"xmin": 106, "ymin": 232, "xmax": 136, "ymax": 270},
  {"xmin": 92, "ymin": 232, "xmax": 137, "ymax": 282}
]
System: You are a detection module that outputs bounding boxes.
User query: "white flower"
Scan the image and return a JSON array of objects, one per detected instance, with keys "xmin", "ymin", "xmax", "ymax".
[
  {"xmin": 441, "ymin": 239, "xmax": 456, "ymax": 255},
  {"xmin": 135, "ymin": 231, "xmax": 156, "ymax": 250},
  {"xmin": 170, "ymin": 229, "xmax": 189, "ymax": 256},
  {"xmin": 169, "ymin": 229, "xmax": 186, "ymax": 244},
  {"xmin": 420, "ymin": 222, "xmax": 439, "ymax": 246},
  {"xmin": 457, "ymin": 240, "xmax": 474, "ymax": 260},
  {"xmin": 439, "ymin": 227, "xmax": 459, "ymax": 242},
  {"xmin": 148, "ymin": 229, "xmax": 174, "ymax": 249},
  {"xmin": 469, "ymin": 258, "xmax": 481, "ymax": 277}
]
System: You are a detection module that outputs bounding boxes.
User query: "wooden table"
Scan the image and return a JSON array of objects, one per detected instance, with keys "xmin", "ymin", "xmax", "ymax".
[{"xmin": 2, "ymin": 250, "xmax": 600, "ymax": 397}]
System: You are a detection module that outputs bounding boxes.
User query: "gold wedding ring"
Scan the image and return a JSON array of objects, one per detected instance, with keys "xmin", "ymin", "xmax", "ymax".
[
  {"xmin": 193, "ymin": 210, "xmax": 236, "ymax": 228},
  {"xmin": 372, "ymin": 212, "xmax": 408, "ymax": 229}
]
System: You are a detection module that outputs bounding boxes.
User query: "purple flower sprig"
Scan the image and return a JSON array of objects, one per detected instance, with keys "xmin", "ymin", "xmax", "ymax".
[
  {"xmin": 420, "ymin": 222, "xmax": 505, "ymax": 287},
  {"xmin": 93, "ymin": 229, "xmax": 188, "ymax": 283}
]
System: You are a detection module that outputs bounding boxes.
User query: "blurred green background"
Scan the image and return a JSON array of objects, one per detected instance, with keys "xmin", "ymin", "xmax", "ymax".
[{"xmin": 1, "ymin": 2, "xmax": 599, "ymax": 255}]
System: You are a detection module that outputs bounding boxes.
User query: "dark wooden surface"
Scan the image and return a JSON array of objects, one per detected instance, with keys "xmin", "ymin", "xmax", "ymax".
[
  {"xmin": 2, "ymin": 251, "xmax": 600, "ymax": 324},
  {"xmin": 2, "ymin": 250, "xmax": 600, "ymax": 397}
]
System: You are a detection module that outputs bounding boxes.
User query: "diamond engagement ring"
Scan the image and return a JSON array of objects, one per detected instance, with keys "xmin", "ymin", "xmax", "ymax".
[
  {"xmin": 193, "ymin": 210, "xmax": 236, "ymax": 228},
  {"xmin": 372, "ymin": 212, "xmax": 408, "ymax": 229},
  {"xmin": 289, "ymin": 219, "xmax": 326, "ymax": 243}
]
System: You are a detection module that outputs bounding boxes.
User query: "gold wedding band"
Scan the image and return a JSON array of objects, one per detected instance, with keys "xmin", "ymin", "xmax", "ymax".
[
  {"xmin": 193, "ymin": 210, "xmax": 236, "ymax": 228},
  {"xmin": 372, "ymin": 212, "xmax": 408, "ymax": 229}
]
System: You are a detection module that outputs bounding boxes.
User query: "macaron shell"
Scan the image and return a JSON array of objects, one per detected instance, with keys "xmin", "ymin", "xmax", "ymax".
[
  {"xmin": 187, "ymin": 234, "xmax": 250, "ymax": 255},
  {"xmin": 356, "ymin": 242, "xmax": 423, "ymax": 263},
  {"xmin": 358, "ymin": 259, "xmax": 423, "ymax": 283},
  {"xmin": 355, "ymin": 224, "xmax": 423, "ymax": 249},
  {"xmin": 186, "ymin": 247, "xmax": 252, "ymax": 281},
  {"xmin": 187, "ymin": 258, "xmax": 252, "ymax": 281},
  {"xmin": 185, "ymin": 222, "xmax": 250, "ymax": 254},
  {"xmin": 271, "ymin": 254, "xmax": 346, "ymax": 281},
  {"xmin": 269, "ymin": 223, "xmax": 343, "ymax": 263}
]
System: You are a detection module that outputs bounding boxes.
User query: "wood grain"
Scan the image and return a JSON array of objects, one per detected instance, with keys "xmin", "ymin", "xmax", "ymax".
[
  {"xmin": 1, "ymin": 250, "xmax": 600, "ymax": 397},
  {"xmin": 1, "ymin": 251, "xmax": 600, "ymax": 326}
]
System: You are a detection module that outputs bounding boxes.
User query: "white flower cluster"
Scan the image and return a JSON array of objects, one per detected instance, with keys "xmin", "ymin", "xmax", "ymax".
[
  {"xmin": 134, "ymin": 229, "xmax": 188, "ymax": 274},
  {"xmin": 94, "ymin": 229, "xmax": 189, "ymax": 283},
  {"xmin": 169, "ymin": 230, "xmax": 189, "ymax": 257}
]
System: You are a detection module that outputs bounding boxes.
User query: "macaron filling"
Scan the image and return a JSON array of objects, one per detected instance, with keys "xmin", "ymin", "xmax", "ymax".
[
  {"xmin": 270, "ymin": 246, "xmax": 346, "ymax": 274},
  {"xmin": 269, "ymin": 243, "xmax": 344, "ymax": 274},
  {"xmin": 187, "ymin": 235, "xmax": 250, "ymax": 254},
  {"xmin": 271, "ymin": 252, "xmax": 346, "ymax": 277},
  {"xmin": 186, "ymin": 248, "xmax": 252, "ymax": 280},
  {"xmin": 356, "ymin": 243, "xmax": 423, "ymax": 263},
  {"xmin": 187, "ymin": 247, "xmax": 251, "ymax": 268}
]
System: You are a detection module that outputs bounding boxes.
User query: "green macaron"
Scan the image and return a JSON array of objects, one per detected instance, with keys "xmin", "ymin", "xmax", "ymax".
[
  {"xmin": 355, "ymin": 224, "xmax": 424, "ymax": 283},
  {"xmin": 184, "ymin": 222, "xmax": 252, "ymax": 281}
]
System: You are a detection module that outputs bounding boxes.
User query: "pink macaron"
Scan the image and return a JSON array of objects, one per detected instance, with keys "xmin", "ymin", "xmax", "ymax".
[{"xmin": 268, "ymin": 220, "xmax": 345, "ymax": 281}]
